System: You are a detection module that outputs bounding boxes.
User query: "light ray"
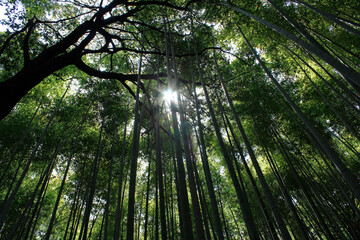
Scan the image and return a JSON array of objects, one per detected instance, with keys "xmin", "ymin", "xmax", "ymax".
[{"xmin": 163, "ymin": 89, "xmax": 177, "ymax": 104}]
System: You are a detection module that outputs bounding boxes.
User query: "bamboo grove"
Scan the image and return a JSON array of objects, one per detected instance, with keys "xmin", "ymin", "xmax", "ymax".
[{"xmin": 0, "ymin": 0, "xmax": 359, "ymax": 239}]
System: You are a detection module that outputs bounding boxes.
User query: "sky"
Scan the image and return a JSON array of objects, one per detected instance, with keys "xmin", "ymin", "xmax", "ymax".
[
  {"xmin": 0, "ymin": 2, "xmax": 25, "ymax": 32},
  {"xmin": 0, "ymin": 5, "xmax": 7, "ymax": 31}
]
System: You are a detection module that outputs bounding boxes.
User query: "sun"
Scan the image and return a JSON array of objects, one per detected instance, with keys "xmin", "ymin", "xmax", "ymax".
[{"xmin": 163, "ymin": 89, "xmax": 177, "ymax": 104}]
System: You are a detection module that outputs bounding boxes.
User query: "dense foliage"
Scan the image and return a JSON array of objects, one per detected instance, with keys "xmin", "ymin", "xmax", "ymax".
[{"xmin": 0, "ymin": 0, "xmax": 359, "ymax": 239}]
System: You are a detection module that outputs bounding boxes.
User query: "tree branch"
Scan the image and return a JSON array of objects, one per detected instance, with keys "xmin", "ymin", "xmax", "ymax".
[
  {"xmin": 124, "ymin": 1, "xmax": 188, "ymax": 11},
  {"xmin": 0, "ymin": 20, "xmax": 32, "ymax": 57},
  {"xmin": 74, "ymin": 58, "xmax": 167, "ymax": 82},
  {"xmin": 23, "ymin": 19, "xmax": 35, "ymax": 65}
]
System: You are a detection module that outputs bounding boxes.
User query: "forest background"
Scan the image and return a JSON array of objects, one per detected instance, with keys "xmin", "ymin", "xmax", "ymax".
[{"xmin": 0, "ymin": 0, "xmax": 359, "ymax": 239}]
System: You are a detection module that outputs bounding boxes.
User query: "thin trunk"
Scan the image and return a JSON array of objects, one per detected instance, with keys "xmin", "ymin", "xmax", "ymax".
[
  {"xmin": 303, "ymin": 46, "xmax": 360, "ymax": 104},
  {"xmin": 218, "ymin": 100, "xmax": 279, "ymax": 240},
  {"xmin": 255, "ymin": 127, "xmax": 309, "ymax": 239},
  {"xmin": 164, "ymin": 113, "xmax": 182, "ymax": 239},
  {"xmin": 155, "ymin": 156, "xmax": 159, "ymax": 240},
  {"xmin": 293, "ymin": 0, "xmax": 360, "ymax": 37},
  {"xmin": 103, "ymin": 124, "xmax": 117, "ymax": 240},
  {"xmin": 26, "ymin": 176, "xmax": 51, "ymax": 240},
  {"xmin": 295, "ymin": 58, "xmax": 360, "ymax": 141},
  {"xmin": 88, "ymin": 207, "xmax": 101, "ymax": 240},
  {"xmin": 229, "ymin": 207, "xmax": 244, "ymax": 240},
  {"xmin": 215, "ymin": 91, "xmax": 259, "ymax": 236},
  {"xmin": 0, "ymin": 101, "xmax": 41, "ymax": 187},
  {"xmin": 44, "ymin": 105, "xmax": 91, "ymax": 240},
  {"xmin": 189, "ymin": 42, "xmax": 224, "ymax": 240},
  {"xmin": 164, "ymin": 17, "xmax": 194, "ymax": 240},
  {"xmin": 170, "ymin": 31, "xmax": 205, "ymax": 240},
  {"xmin": 63, "ymin": 185, "xmax": 80, "ymax": 240},
  {"xmin": 125, "ymin": 42, "xmax": 144, "ymax": 240},
  {"xmin": 70, "ymin": 197, "xmax": 85, "ymax": 240},
  {"xmin": 193, "ymin": 127, "xmax": 218, "ymax": 240},
  {"xmin": 267, "ymin": 0, "xmax": 328, "ymax": 53},
  {"xmin": 136, "ymin": 195, "xmax": 143, "ymax": 240},
  {"xmin": 280, "ymin": 110, "xmax": 360, "ymax": 220},
  {"xmin": 155, "ymin": 57, "xmax": 167, "ymax": 240},
  {"xmin": 191, "ymin": 27, "xmax": 260, "ymax": 239},
  {"xmin": 143, "ymin": 140, "xmax": 152, "ymax": 240},
  {"xmin": 223, "ymin": 2, "xmax": 360, "ymax": 89},
  {"xmin": 278, "ymin": 41, "xmax": 360, "ymax": 115},
  {"xmin": 306, "ymin": 27, "xmax": 360, "ymax": 62},
  {"xmin": 270, "ymin": 126, "xmax": 336, "ymax": 239},
  {"xmin": 188, "ymin": 132, "xmax": 212, "ymax": 240},
  {"xmin": 165, "ymin": 117, "xmax": 178, "ymax": 240},
  {"xmin": 119, "ymin": 165, "xmax": 130, "ymax": 240},
  {"xmin": 212, "ymin": 41, "xmax": 291, "ymax": 239},
  {"xmin": 316, "ymin": 34, "xmax": 360, "ymax": 69},
  {"xmin": 9, "ymin": 132, "xmax": 70, "ymax": 239},
  {"xmin": 305, "ymin": 51, "xmax": 360, "ymax": 107},
  {"xmin": 81, "ymin": 110, "xmax": 106, "ymax": 240},
  {"xmin": 163, "ymin": 161, "xmax": 173, "ymax": 240},
  {"xmin": 217, "ymin": 186, "xmax": 231, "ymax": 240},
  {"xmin": 1, "ymin": 147, "xmax": 29, "ymax": 197},
  {"xmin": 238, "ymin": 25, "xmax": 360, "ymax": 202},
  {"xmin": 286, "ymin": 139, "xmax": 359, "ymax": 238},
  {"xmin": 98, "ymin": 213, "xmax": 106, "ymax": 240},
  {"xmin": 330, "ymin": 130, "xmax": 360, "ymax": 158},
  {"xmin": 0, "ymin": 84, "xmax": 70, "ymax": 228},
  {"xmin": 223, "ymin": 111, "xmax": 279, "ymax": 240},
  {"xmin": 114, "ymin": 98, "xmax": 130, "ymax": 240}
]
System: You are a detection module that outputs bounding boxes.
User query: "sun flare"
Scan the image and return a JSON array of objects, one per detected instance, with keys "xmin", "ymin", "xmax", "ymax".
[{"xmin": 163, "ymin": 89, "xmax": 177, "ymax": 104}]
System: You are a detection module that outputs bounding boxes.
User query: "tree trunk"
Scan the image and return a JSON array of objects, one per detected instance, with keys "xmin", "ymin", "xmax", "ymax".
[
  {"xmin": 292, "ymin": 0, "xmax": 360, "ymax": 37},
  {"xmin": 188, "ymin": 130, "xmax": 213, "ymax": 240},
  {"xmin": 143, "ymin": 138, "xmax": 152, "ymax": 240},
  {"xmin": 44, "ymin": 103, "xmax": 91, "ymax": 240},
  {"xmin": 0, "ymin": 19, "xmax": 98, "ymax": 121},
  {"xmin": 238, "ymin": 25, "xmax": 360, "ymax": 202},
  {"xmin": 155, "ymin": 58, "xmax": 168, "ymax": 240},
  {"xmin": 222, "ymin": 110, "xmax": 280, "ymax": 240},
  {"xmin": 81, "ymin": 110, "xmax": 105, "ymax": 240},
  {"xmin": 63, "ymin": 184, "xmax": 81, "ymax": 240},
  {"xmin": 223, "ymin": 2, "xmax": 360, "ymax": 90},
  {"xmin": 191, "ymin": 26, "xmax": 260, "ymax": 239},
  {"xmin": 114, "ymin": 98, "xmax": 130, "ymax": 240},
  {"xmin": 0, "ymin": 101, "xmax": 41, "ymax": 187},
  {"xmin": 164, "ymin": 18, "xmax": 194, "ymax": 240},
  {"xmin": 169, "ymin": 30, "xmax": 205, "ymax": 240},
  {"xmin": 212, "ymin": 42, "xmax": 291, "ymax": 240},
  {"xmin": 267, "ymin": 0, "xmax": 328, "ymax": 53},
  {"xmin": 0, "ymin": 84, "xmax": 70, "ymax": 228},
  {"xmin": 103, "ymin": 124, "xmax": 117, "ymax": 240},
  {"xmin": 0, "ymin": 51, "xmax": 80, "ymax": 121},
  {"xmin": 277, "ymin": 41, "xmax": 360, "ymax": 115},
  {"xmin": 125, "ymin": 46, "xmax": 144, "ymax": 239},
  {"xmin": 189, "ymin": 43, "xmax": 225, "ymax": 240},
  {"xmin": 255, "ymin": 127, "xmax": 309, "ymax": 239}
]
